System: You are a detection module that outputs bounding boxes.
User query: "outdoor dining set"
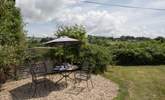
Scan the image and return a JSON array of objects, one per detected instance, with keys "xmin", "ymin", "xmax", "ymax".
[
  {"xmin": 28, "ymin": 36, "xmax": 94, "ymax": 97},
  {"xmin": 29, "ymin": 61, "xmax": 94, "ymax": 97}
]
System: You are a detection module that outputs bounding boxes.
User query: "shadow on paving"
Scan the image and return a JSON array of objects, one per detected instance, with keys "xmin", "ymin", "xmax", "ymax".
[
  {"xmin": 66, "ymin": 86, "xmax": 85, "ymax": 95},
  {"xmin": 10, "ymin": 79, "xmax": 66, "ymax": 100}
]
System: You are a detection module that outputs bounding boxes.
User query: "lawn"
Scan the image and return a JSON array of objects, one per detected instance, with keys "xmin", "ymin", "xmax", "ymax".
[{"xmin": 104, "ymin": 65, "xmax": 165, "ymax": 100}]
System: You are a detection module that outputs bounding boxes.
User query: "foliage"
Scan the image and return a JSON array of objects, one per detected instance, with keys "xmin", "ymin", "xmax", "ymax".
[
  {"xmin": 55, "ymin": 25, "xmax": 88, "ymax": 44},
  {"xmin": 0, "ymin": 0, "xmax": 25, "ymax": 45},
  {"xmin": 0, "ymin": 0, "xmax": 26, "ymax": 82},
  {"xmin": 27, "ymin": 37, "xmax": 41, "ymax": 48},
  {"xmin": 89, "ymin": 35, "xmax": 165, "ymax": 65},
  {"xmin": 155, "ymin": 36, "xmax": 165, "ymax": 43},
  {"xmin": 40, "ymin": 37, "xmax": 54, "ymax": 43},
  {"xmin": 80, "ymin": 44, "xmax": 111, "ymax": 73},
  {"xmin": 111, "ymin": 41, "xmax": 165, "ymax": 65},
  {"xmin": 0, "ymin": 45, "xmax": 26, "ymax": 82},
  {"xmin": 44, "ymin": 47, "xmax": 64, "ymax": 65}
]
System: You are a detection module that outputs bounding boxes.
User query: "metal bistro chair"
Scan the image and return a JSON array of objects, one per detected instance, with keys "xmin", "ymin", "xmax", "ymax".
[
  {"xmin": 18, "ymin": 65, "xmax": 30, "ymax": 79},
  {"xmin": 29, "ymin": 62, "xmax": 48, "ymax": 97},
  {"xmin": 74, "ymin": 61, "xmax": 94, "ymax": 89}
]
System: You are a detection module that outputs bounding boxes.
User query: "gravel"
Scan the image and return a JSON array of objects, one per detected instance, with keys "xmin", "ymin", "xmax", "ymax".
[{"xmin": 0, "ymin": 75, "xmax": 118, "ymax": 100}]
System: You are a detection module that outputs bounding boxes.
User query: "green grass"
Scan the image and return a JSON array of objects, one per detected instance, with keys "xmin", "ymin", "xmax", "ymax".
[{"xmin": 104, "ymin": 65, "xmax": 165, "ymax": 100}]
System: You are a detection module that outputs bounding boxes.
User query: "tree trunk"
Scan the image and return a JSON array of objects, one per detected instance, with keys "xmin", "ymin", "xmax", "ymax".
[
  {"xmin": 0, "ymin": 71, "xmax": 7, "ymax": 84},
  {"xmin": 13, "ymin": 65, "xmax": 18, "ymax": 80}
]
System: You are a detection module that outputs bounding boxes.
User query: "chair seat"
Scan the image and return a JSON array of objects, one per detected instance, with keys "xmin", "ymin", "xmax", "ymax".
[
  {"xmin": 33, "ymin": 77, "xmax": 47, "ymax": 84},
  {"xmin": 75, "ymin": 73, "xmax": 90, "ymax": 80}
]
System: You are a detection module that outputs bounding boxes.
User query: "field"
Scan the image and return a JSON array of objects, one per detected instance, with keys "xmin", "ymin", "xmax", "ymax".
[{"xmin": 104, "ymin": 66, "xmax": 165, "ymax": 100}]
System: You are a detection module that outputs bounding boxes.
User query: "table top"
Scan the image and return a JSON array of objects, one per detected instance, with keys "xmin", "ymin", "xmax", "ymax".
[{"xmin": 52, "ymin": 65, "xmax": 80, "ymax": 73}]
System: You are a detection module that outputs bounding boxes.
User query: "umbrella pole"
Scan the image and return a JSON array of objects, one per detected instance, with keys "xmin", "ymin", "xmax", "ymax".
[
  {"xmin": 63, "ymin": 43, "xmax": 68, "ymax": 87},
  {"xmin": 64, "ymin": 43, "xmax": 66, "ymax": 66}
]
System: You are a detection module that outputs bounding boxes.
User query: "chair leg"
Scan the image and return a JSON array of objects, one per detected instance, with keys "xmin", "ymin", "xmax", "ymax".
[
  {"xmin": 77, "ymin": 79, "xmax": 81, "ymax": 87},
  {"xmin": 44, "ymin": 80, "xmax": 48, "ymax": 91},
  {"xmin": 90, "ymin": 79, "xmax": 94, "ymax": 88},
  {"xmin": 73, "ymin": 79, "xmax": 77, "ymax": 88},
  {"xmin": 29, "ymin": 82, "xmax": 33, "ymax": 93},
  {"xmin": 65, "ymin": 76, "xmax": 67, "ymax": 88},
  {"xmin": 32, "ymin": 87, "xmax": 36, "ymax": 97},
  {"xmin": 73, "ymin": 73, "xmax": 77, "ymax": 87},
  {"xmin": 32, "ymin": 84, "xmax": 37, "ymax": 97},
  {"xmin": 86, "ymin": 80, "xmax": 89, "ymax": 89}
]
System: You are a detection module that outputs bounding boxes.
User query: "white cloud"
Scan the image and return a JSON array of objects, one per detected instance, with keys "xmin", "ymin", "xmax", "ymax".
[
  {"xmin": 55, "ymin": 9, "xmax": 126, "ymax": 35},
  {"xmin": 16, "ymin": 0, "xmax": 165, "ymax": 38},
  {"xmin": 16, "ymin": 0, "xmax": 77, "ymax": 22}
]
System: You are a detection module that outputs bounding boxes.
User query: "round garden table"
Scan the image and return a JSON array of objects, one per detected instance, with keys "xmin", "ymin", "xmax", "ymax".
[{"xmin": 52, "ymin": 64, "xmax": 80, "ymax": 87}]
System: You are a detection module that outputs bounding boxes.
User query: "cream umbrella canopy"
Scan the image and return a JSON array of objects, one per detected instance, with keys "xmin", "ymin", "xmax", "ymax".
[{"xmin": 43, "ymin": 36, "xmax": 80, "ymax": 45}]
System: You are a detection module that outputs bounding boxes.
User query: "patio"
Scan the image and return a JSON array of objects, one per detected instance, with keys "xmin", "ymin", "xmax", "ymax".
[
  {"xmin": 0, "ymin": 36, "xmax": 118, "ymax": 100},
  {"xmin": 0, "ymin": 74, "xmax": 118, "ymax": 100}
]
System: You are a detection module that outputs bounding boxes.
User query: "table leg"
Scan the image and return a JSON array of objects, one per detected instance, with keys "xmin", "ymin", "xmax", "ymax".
[{"xmin": 55, "ymin": 75, "xmax": 64, "ymax": 84}]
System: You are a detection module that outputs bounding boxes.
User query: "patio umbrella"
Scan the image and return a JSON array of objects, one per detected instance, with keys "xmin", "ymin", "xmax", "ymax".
[
  {"xmin": 43, "ymin": 36, "xmax": 81, "ymax": 65},
  {"xmin": 43, "ymin": 36, "xmax": 80, "ymax": 45}
]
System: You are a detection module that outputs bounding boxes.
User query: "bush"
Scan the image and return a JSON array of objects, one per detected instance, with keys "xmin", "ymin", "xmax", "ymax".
[
  {"xmin": 44, "ymin": 47, "xmax": 64, "ymax": 65},
  {"xmin": 80, "ymin": 44, "xmax": 111, "ymax": 73},
  {"xmin": 113, "ymin": 48, "xmax": 153, "ymax": 65},
  {"xmin": 111, "ymin": 41, "xmax": 165, "ymax": 65},
  {"xmin": 0, "ymin": 45, "xmax": 20, "ymax": 82}
]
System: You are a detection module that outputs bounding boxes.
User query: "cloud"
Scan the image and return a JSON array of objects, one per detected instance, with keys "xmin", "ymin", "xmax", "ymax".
[
  {"xmin": 16, "ymin": 0, "xmax": 77, "ymax": 22},
  {"xmin": 16, "ymin": 0, "xmax": 165, "ymax": 38},
  {"xmin": 55, "ymin": 9, "xmax": 127, "ymax": 36}
]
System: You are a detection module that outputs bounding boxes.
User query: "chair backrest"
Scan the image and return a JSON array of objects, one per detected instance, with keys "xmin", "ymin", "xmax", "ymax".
[
  {"xmin": 29, "ymin": 62, "xmax": 47, "ymax": 82},
  {"xmin": 80, "ymin": 61, "xmax": 93, "ymax": 78},
  {"xmin": 18, "ymin": 66, "xmax": 30, "ymax": 79}
]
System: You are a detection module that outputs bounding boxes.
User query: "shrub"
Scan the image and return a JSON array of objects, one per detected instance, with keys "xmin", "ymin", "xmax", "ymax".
[
  {"xmin": 80, "ymin": 44, "xmax": 111, "ymax": 73},
  {"xmin": 111, "ymin": 41, "xmax": 165, "ymax": 65}
]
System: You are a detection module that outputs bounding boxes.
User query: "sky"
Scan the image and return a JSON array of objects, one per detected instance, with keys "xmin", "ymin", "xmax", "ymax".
[{"xmin": 16, "ymin": 0, "xmax": 165, "ymax": 38}]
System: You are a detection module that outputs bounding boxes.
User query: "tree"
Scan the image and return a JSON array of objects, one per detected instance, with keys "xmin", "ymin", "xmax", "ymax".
[
  {"xmin": 0, "ymin": 0, "xmax": 26, "ymax": 82},
  {"xmin": 40, "ymin": 37, "xmax": 54, "ymax": 43},
  {"xmin": 155, "ymin": 36, "xmax": 165, "ymax": 43},
  {"xmin": 0, "ymin": 0, "xmax": 25, "ymax": 45},
  {"xmin": 55, "ymin": 25, "xmax": 88, "ymax": 44}
]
